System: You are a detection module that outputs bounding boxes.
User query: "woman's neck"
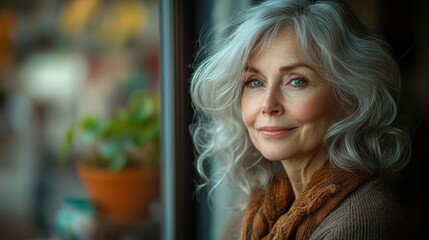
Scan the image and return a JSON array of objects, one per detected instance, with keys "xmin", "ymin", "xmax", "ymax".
[{"xmin": 281, "ymin": 148, "xmax": 328, "ymax": 197}]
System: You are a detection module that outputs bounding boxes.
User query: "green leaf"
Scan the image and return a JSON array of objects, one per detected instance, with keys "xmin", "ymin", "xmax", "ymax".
[
  {"xmin": 59, "ymin": 127, "xmax": 75, "ymax": 166},
  {"xmin": 99, "ymin": 141, "xmax": 122, "ymax": 160},
  {"xmin": 109, "ymin": 154, "xmax": 127, "ymax": 171}
]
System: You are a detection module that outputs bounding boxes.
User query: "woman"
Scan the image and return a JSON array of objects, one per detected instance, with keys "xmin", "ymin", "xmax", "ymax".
[{"xmin": 190, "ymin": 0, "xmax": 411, "ymax": 239}]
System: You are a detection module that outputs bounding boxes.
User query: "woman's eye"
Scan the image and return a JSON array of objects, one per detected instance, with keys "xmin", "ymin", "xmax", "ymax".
[
  {"xmin": 245, "ymin": 79, "xmax": 264, "ymax": 88},
  {"xmin": 290, "ymin": 78, "xmax": 307, "ymax": 87}
]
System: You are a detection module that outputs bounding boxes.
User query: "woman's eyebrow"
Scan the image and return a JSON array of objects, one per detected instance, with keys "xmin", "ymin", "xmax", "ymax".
[
  {"xmin": 244, "ymin": 65, "xmax": 260, "ymax": 73},
  {"xmin": 279, "ymin": 63, "xmax": 314, "ymax": 72}
]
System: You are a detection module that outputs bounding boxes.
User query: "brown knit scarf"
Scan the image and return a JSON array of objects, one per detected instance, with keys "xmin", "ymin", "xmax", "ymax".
[{"xmin": 240, "ymin": 164, "xmax": 369, "ymax": 240}]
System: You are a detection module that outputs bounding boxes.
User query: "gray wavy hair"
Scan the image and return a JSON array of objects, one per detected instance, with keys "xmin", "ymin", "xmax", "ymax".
[{"xmin": 190, "ymin": 0, "xmax": 411, "ymax": 201}]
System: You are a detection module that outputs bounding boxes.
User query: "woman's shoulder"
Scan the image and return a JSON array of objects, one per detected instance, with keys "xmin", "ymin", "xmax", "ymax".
[
  {"xmin": 343, "ymin": 177, "xmax": 401, "ymax": 211},
  {"xmin": 310, "ymin": 178, "xmax": 406, "ymax": 240}
]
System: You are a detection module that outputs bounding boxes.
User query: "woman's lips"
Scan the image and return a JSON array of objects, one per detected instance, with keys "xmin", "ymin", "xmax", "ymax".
[{"xmin": 258, "ymin": 126, "xmax": 297, "ymax": 137}]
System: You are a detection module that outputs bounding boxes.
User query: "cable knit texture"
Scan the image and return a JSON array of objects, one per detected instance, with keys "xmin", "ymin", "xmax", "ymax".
[{"xmin": 222, "ymin": 166, "xmax": 405, "ymax": 240}]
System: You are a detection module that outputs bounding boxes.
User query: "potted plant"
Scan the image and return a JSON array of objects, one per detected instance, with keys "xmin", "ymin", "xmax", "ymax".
[{"xmin": 60, "ymin": 90, "xmax": 161, "ymax": 230}]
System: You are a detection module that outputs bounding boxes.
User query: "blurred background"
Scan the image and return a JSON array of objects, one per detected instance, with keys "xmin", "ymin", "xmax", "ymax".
[
  {"xmin": 0, "ymin": 0, "xmax": 160, "ymax": 238},
  {"xmin": 0, "ymin": 0, "xmax": 427, "ymax": 239}
]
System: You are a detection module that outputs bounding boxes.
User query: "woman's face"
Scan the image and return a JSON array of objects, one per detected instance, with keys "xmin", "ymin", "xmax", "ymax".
[{"xmin": 241, "ymin": 27, "xmax": 342, "ymax": 163}]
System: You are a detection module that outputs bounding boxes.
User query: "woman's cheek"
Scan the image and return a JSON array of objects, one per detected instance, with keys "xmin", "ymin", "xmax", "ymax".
[{"xmin": 290, "ymin": 92, "xmax": 336, "ymax": 123}]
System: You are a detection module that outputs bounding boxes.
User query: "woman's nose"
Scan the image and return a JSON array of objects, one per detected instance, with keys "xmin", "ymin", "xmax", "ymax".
[{"xmin": 261, "ymin": 90, "xmax": 284, "ymax": 116}]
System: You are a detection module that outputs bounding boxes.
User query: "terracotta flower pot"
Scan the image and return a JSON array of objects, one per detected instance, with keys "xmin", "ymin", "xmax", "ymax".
[{"xmin": 76, "ymin": 164, "xmax": 160, "ymax": 228}]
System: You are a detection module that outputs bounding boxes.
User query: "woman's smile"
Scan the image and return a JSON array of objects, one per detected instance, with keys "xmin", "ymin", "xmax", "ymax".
[{"xmin": 258, "ymin": 126, "xmax": 298, "ymax": 138}]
